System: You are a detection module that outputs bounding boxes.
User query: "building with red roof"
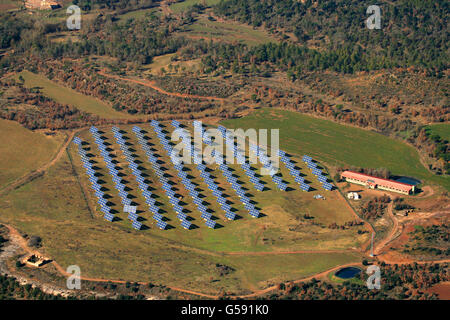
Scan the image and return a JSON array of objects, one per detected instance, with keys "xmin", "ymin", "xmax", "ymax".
[{"xmin": 340, "ymin": 171, "xmax": 414, "ymax": 195}]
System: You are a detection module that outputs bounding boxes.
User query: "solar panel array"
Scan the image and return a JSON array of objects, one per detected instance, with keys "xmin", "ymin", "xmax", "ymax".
[
  {"xmin": 216, "ymin": 125, "xmax": 265, "ymax": 192},
  {"xmin": 171, "ymin": 121, "xmax": 217, "ymax": 228},
  {"xmin": 73, "ymin": 134, "xmax": 114, "ymax": 222},
  {"xmin": 195, "ymin": 122, "xmax": 261, "ymax": 218},
  {"xmin": 302, "ymin": 154, "xmax": 334, "ymax": 191},
  {"xmin": 78, "ymin": 123, "xmax": 335, "ymax": 231}
]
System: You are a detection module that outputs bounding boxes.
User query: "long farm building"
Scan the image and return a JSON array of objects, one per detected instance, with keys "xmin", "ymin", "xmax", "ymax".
[{"xmin": 341, "ymin": 171, "xmax": 415, "ymax": 195}]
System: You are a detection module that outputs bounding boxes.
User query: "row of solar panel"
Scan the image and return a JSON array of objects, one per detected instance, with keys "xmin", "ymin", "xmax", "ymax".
[
  {"xmin": 74, "ymin": 136, "xmax": 115, "ymax": 222},
  {"xmin": 302, "ymin": 154, "xmax": 334, "ymax": 191},
  {"xmin": 111, "ymin": 127, "xmax": 145, "ymax": 230},
  {"xmin": 216, "ymin": 126, "xmax": 266, "ymax": 192},
  {"xmin": 132, "ymin": 125, "xmax": 169, "ymax": 230},
  {"xmin": 197, "ymin": 124, "xmax": 261, "ymax": 219},
  {"xmin": 174, "ymin": 125, "xmax": 219, "ymax": 228},
  {"xmin": 151, "ymin": 121, "xmax": 195, "ymax": 230}
]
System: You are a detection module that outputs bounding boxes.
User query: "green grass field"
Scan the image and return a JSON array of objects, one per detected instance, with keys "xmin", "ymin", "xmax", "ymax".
[
  {"xmin": 180, "ymin": 16, "xmax": 277, "ymax": 46},
  {"xmin": 426, "ymin": 123, "xmax": 450, "ymax": 141},
  {"xmin": 0, "ymin": 119, "xmax": 63, "ymax": 189},
  {"xmin": 221, "ymin": 108, "xmax": 450, "ymax": 190},
  {"xmin": 16, "ymin": 71, "xmax": 142, "ymax": 120}
]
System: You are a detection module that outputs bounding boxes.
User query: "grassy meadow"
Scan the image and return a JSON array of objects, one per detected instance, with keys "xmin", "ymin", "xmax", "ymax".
[
  {"xmin": 221, "ymin": 108, "xmax": 450, "ymax": 190},
  {"xmin": 0, "ymin": 119, "xmax": 63, "ymax": 189},
  {"xmin": 426, "ymin": 123, "xmax": 450, "ymax": 141},
  {"xmin": 16, "ymin": 71, "xmax": 143, "ymax": 120}
]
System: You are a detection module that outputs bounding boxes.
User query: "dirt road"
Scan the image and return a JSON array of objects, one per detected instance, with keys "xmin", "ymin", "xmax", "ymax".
[{"xmin": 374, "ymin": 202, "xmax": 397, "ymax": 255}]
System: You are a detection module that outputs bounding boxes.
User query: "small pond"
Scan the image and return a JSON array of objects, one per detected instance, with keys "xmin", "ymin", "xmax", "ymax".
[
  {"xmin": 393, "ymin": 176, "xmax": 421, "ymax": 185},
  {"xmin": 335, "ymin": 267, "xmax": 362, "ymax": 279}
]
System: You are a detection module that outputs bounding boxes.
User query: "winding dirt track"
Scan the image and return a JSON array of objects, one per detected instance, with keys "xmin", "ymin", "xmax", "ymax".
[
  {"xmin": 374, "ymin": 202, "xmax": 397, "ymax": 256},
  {"xmin": 97, "ymin": 70, "xmax": 226, "ymax": 102}
]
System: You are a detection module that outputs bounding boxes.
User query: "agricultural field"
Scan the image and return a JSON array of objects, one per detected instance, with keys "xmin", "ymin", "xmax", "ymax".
[
  {"xmin": 15, "ymin": 71, "xmax": 143, "ymax": 120},
  {"xmin": 0, "ymin": 119, "xmax": 64, "ymax": 189},
  {"xmin": 0, "ymin": 120, "xmax": 366, "ymax": 294},
  {"xmin": 221, "ymin": 108, "xmax": 450, "ymax": 191}
]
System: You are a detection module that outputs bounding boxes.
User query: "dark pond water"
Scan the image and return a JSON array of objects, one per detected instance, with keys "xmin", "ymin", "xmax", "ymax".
[
  {"xmin": 394, "ymin": 177, "xmax": 421, "ymax": 185},
  {"xmin": 335, "ymin": 267, "xmax": 362, "ymax": 279}
]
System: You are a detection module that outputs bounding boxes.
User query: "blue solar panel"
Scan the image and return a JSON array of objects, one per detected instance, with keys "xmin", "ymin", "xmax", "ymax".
[
  {"xmin": 302, "ymin": 155, "xmax": 312, "ymax": 162},
  {"xmin": 212, "ymin": 189, "xmax": 221, "ymax": 197},
  {"xmin": 132, "ymin": 221, "xmax": 142, "ymax": 230},
  {"xmin": 94, "ymin": 191, "xmax": 103, "ymax": 199},
  {"xmin": 181, "ymin": 220, "xmax": 191, "ymax": 230},
  {"xmin": 156, "ymin": 220, "xmax": 167, "ymax": 230},
  {"xmin": 254, "ymin": 183, "xmax": 264, "ymax": 191},
  {"xmin": 177, "ymin": 212, "xmax": 187, "ymax": 220},
  {"xmin": 205, "ymin": 219, "xmax": 216, "ymax": 229},
  {"xmin": 169, "ymin": 197, "xmax": 179, "ymax": 206},
  {"xmin": 249, "ymin": 209, "xmax": 260, "ymax": 218},
  {"xmin": 300, "ymin": 183, "xmax": 310, "ymax": 192},
  {"xmin": 201, "ymin": 212, "xmax": 212, "ymax": 220},
  {"xmin": 104, "ymin": 212, "xmax": 114, "ymax": 221},
  {"xmin": 244, "ymin": 203, "xmax": 254, "ymax": 211},
  {"xmin": 121, "ymin": 198, "xmax": 132, "ymax": 206},
  {"xmin": 225, "ymin": 212, "xmax": 236, "ymax": 220},
  {"xmin": 128, "ymin": 212, "xmax": 138, "ymax": 221},
  {"xmin": 308, "ymin": 162, "xmax": 317, "ymax": 169},
  {"xmin": 317, "ymin": 175, "xmax": 327, "ymax": 182},
  {"xmin": 278, "ymin": 182, "xmax": 287, "ymax": 191}
]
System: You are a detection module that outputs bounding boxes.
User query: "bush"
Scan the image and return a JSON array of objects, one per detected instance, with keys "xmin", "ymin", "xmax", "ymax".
[{"xmin": 28, "ymin": 236, "xmax": 41, "ymax": 248}]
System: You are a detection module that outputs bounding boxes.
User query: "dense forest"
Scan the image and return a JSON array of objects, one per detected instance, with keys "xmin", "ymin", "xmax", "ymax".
[{"xmin": 214, "ymin": 0, "xmax": 449, "ymax": 72}]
